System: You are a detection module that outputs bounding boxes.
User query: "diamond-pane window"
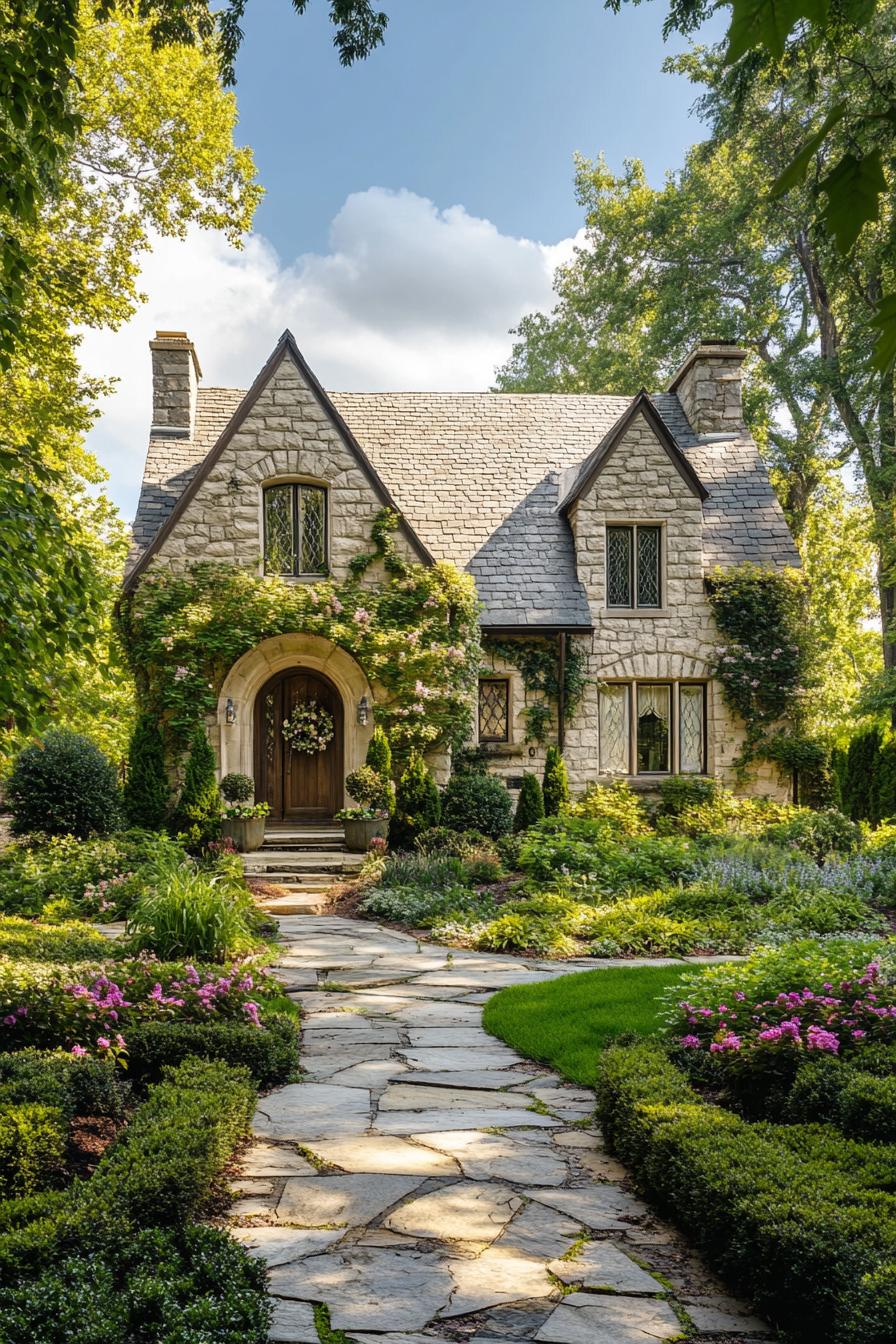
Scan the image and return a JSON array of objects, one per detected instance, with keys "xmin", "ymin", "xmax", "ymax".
[
  {"xmin": 301, "ymin": 486, "xmax": 326, "ymax": 573},
  {"xmin": 606, "ymin": 527, "xmax": 633, "ymax": 606},
  {"xmin": 599, "ymin": 685, "xmax": 630, "ymax": 772},
  {"xmin": 606, "ymin": 525, "xmax": 662, "ymax": 609},
  {"xmin": 263, "ymin": 484, "xmax": 328, "ymax": 576},
  {"xmin": 263, "ymin": 486, "xmax": 294, "ymax": 575},
  {"xmin": 636, "ymin": 527, "xmax": 661, "ymax": 607},
  {"xmin": 479, "ymin": 679, "xmax": 509, "ymax": 742},
  {"xmin": 679, "ymin": 684, "xmax": 705, "ymax": 774}
]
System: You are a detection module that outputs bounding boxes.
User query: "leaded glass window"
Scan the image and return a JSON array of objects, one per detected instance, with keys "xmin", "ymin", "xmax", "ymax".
[
  {"xmin": 606, "ymin": 527, "xmax": 633, "ymax": 606},
  {"xmin": 263, "ymin": 483, "xmax": 328, "ymax": 576},
  {"xmin": 599, "ymin": 685, "xmax": 630, "ymax": 773},
  {"xmin": 606, "ymin": 525, "xmax": 662, "ymax": 609},
  {"xmin": 479, "ymin": 679, "xmax": 509, "ymax": 742},
  {"xmin": 637, "ymin": 684, "xmax": 671, "ymax": 773},
  {"xmin": 679, "ymin": 684, "xmax": 706, "ymax": 774},
  {"xmin": 636, "ymin": 527, "xmax": 661, "ymax": 607}
]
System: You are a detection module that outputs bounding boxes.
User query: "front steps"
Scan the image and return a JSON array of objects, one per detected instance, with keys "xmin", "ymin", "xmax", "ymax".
[{"xmin": 242, "ymin": 825, "xmax": 364, "ymax": 915}]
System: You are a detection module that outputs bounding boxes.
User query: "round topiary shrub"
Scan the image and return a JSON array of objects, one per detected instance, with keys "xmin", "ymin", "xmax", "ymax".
[
  {"xmin": 8, "ymin": 729, "xmax": 121, "ymax": 838},
  {"xmin": 220, "ymin": 773, "xmax": 253, "ymax": 804},
  {"xmin": 442, "ymin": 771, "xmax": 513, "ymax": 839}
]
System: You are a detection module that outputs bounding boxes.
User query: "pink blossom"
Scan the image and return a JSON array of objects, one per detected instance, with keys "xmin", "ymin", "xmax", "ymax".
[
  {"xmin": 97, "ymin": 1036, "xmax": 111, "ymax": 1049},
  {"xmin": 71, "ymin": 1045, "xmax": 87, "ymax": 1057},
  {"xmin": 679, "ymin": 1035, "xmax": 702, "ymax": 1049}
]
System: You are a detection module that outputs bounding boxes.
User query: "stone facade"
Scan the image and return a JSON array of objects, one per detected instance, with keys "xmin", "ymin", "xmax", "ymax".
[{"xmin": 130, "ymin": 332, "xmax": 795, "ymax": 805}]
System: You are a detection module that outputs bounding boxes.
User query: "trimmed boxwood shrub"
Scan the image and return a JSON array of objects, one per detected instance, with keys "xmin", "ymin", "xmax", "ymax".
[
  {"xmin": 124, "ymin": 1014, "xmax": 299, "ymax": 1089},
  {"xmin": 0, "ymin": 1051, "xmax": 125, "ymax": 1122},
  {"xmin": 0, "ymin": 1223, "xmax": 270, "ymax": 1344},
  {"xmin": 8, "ymin": 730, "xmax": 120, "ymax": 839},
  {"xmin": 0, "ymin": 1104, "xmax": 67, "ymax": 1198},
  {"xmin": 442, "ymin": 772, "xmax": 512, "ymax": 839},
  {"xmin": 597, "ymin": 1041, "xmax": 896, "ymax": 1343}
]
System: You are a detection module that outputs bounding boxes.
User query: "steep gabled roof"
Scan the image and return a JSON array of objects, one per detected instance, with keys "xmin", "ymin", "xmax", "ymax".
[
  {"xmin": 122, "ymin": 331, "xmax": 435, "ymax": 592},
  {"xmin": 558, "ymin": 390, "xmax": 708, "ymax": 513}
]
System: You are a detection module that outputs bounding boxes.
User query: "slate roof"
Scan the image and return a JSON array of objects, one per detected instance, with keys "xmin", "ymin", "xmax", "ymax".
[{"xmin": 128, "ymin": 383, "xmax": 799, "ymax": 630}]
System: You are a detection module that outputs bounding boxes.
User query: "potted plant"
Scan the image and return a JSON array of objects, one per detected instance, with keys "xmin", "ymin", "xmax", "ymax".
[
  {"xmin": 342, "ymin": 758, "xmax": 394, "ymax": 851},
  {"xmin": 336, "ymin": 806, "xmax": 389, "ymax": 852},
  {"xmin": 219, "ymin": 773, "xmax": 269, "ymax": 853}
]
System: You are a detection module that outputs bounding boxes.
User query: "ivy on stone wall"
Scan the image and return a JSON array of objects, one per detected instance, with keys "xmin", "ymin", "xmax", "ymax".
[
  {"xmin": 706, "ymin": 563, "xmax": 810, "ymax": 767},
  {"xmin": 117, "ymin": 509, "xmax": 481, "ymax": 761},
  {"xmin": 485, "ymin": 635, "xmax": 589, "ymax": 744}
]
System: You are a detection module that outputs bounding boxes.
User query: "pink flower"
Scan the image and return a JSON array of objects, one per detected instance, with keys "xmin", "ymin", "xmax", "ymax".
[
  {"xmin": 2, "ymin": 1015, "xmax": 16, "ymax": 1027},
  {"xmin": 71, "ymin": 1045, "xmax": 87, "ymax": 1057},
  {"xmin": 806, "ymin": 1025, "xmax": 840, "ymax": 1053},
  {"xmin": 174, "ymin": 665, "xmax": 190, "ymax": 681},
  {"xmin": 97, "ymin": 1036, "xmax": 111, "ymax": 1049},
  {"xmin": 679, "ymin": 1035, "xmax": 702, "ymax": 1049},
  {"xmin": 353, "ymin": 608, "xmax": 371, "ymax": 625}
]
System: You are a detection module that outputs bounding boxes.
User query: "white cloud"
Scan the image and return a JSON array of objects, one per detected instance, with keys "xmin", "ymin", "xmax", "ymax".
[{"xmin": 79, "ymin": 187, "xmax": 579, "ymax": 519}]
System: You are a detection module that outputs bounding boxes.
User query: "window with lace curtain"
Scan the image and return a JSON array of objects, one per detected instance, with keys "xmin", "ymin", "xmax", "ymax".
[
  {"xmin": 263, "ymin": 483, "xmax": 328, "ymax": 577},
  {"xmin": 598, "ymin": 681, "xmax": 706, "ymax": 775}
]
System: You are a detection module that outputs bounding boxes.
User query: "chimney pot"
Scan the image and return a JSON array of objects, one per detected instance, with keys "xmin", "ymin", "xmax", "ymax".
[{"xmin": 149, "ymin": 331, "xmax": 201, "ymax": 437}]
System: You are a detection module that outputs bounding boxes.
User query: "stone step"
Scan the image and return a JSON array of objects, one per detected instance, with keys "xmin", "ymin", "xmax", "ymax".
[
  {"xmin": 244, "ymin": 851, "xmax": 363, "ymax": 873},
  {"xmin": 261, "ymin": 841, "xmax": 345, "ymax": 853},
  {"xmin": 259, "ymin": 892, "xmax": 330, "ymax": 915},
  {"xmin": 251, "ymin": 873, "xmax": 336, "ymax": 888}
]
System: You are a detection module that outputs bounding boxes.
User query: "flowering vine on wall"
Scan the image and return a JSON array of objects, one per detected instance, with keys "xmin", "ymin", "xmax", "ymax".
[{"xmin": 118, "ymin": 509, "xmax": 481, "ymax": 761}]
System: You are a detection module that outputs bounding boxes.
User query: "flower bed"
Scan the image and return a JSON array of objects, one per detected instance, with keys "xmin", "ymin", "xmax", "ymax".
[{"xmin": 0, "ymin": 955, "xmax": 298, "ymax": 1082}]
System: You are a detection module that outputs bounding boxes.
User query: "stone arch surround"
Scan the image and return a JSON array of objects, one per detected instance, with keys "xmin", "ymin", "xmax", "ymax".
[{"xmin": 212, "ymin": 633, "xmax": 375, "ymax": 795}]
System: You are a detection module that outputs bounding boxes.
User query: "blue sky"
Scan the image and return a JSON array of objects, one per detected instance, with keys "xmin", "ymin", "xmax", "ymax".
[{"xmin": 83, "ymin": 0, "xmax": 724, "ymax": 518}]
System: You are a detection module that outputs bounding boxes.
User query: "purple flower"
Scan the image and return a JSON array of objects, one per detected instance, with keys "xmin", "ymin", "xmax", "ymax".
[
  {"xmin": 679, "ymin": 1035, "xmax": 702, "ymax": 1049},
  {"xmin": 2, "ymin": 1015, "xmax": 16, "ymax": 1027},
  {"xmin": 806, "ymin": 1025, "xmax": 840, "ymax": 1053}
]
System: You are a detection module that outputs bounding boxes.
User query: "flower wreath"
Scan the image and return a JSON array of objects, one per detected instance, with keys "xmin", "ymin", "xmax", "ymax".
[{"xmin": 282, "ymin": 701, "xmax": 335, "ymax": 754}]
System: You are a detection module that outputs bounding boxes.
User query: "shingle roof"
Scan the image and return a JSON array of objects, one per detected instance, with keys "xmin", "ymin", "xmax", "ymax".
[{"xmin": 127, "ymin": 382, "xmax": 798, "ymax": 627}]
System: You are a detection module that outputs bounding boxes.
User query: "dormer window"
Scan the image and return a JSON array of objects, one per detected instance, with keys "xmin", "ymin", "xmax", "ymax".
[
  {"xmin": 263, "ymin": 483, "xmax": 328, "ymax": 577},
  {"xmin": 606, "ymin": 524, "xmax": 662, "ymax": 609}
]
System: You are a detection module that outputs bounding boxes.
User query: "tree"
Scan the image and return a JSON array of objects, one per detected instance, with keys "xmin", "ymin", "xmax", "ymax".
[
  {"xmin": 390, "ymin": 752, "xmax": 441, "ymax": 850},
  {"xmin": 123, "ymin": 712, "xmax": 170, "ymax": 829},
  {"xmin": 514, "ymin": 773, "xmax": 545, "ymax": 832},
  {"xmin": 0, "ymin": 1, "xmax": 387, "ymax": 365},
  {"xmin": 1, "ymin": 9, "xmax": 260, "ymax": 747},
  {"xmin": 542, "ymin": 746, "xmax": 570, "ymax": 816},
  {"xmin": 497, "ymin": 24, "xmax": 896, "ymax": 700},
  {"xmin": 173, "ymin": 724, "xmax": 221, "ymax": 841},
  {"xmin": 605, "ymin": 0, "xmax": 896, "ymax": 370}
]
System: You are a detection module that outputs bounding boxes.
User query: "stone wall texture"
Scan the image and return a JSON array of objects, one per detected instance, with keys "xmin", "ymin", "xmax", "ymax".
[
  {"xmin": 479, "ymin": 411, "xmax": 788, "ymax": 801},
  {"xmin": 144, "ymin": 357, "xmax": 417, "ymax": 583}
]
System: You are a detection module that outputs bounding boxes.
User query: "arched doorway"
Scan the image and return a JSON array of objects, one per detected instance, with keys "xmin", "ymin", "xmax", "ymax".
[{"xmin": 254, "ymin": 668, "xmax": 344, "ymax": 822}]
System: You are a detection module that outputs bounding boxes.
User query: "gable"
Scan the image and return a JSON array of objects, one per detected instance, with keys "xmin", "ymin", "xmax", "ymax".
[{"xmin": 123, "ymin": 331, "xmax": 433, "ymax": 591}]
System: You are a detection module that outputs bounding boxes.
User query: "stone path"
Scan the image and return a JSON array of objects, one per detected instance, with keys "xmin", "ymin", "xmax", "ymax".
[{"xmin": 227, "ymin": 916, "xmax": 774, "ymax": 1344}]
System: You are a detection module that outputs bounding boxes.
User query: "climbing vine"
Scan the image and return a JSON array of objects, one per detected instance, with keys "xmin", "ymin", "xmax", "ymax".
[
  {"xmin": 484, "ymin": 635, "xmax": 589, "ymax": 744},
  {"xmin": 706, "ymin": 563, "xmax": 810, "ymax": 766},
  {"xmin": 118, "ymin": 509, "xmax": 481, "ymax": 760}
]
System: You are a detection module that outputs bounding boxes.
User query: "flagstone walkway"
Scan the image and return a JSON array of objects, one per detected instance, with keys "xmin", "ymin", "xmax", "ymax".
[{"xmin": 228, "ymin": 916, "xmax": 774, "ymax": 1344}]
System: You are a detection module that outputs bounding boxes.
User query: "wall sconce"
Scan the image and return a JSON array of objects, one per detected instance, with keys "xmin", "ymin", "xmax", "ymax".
[
  {"xmin": 357, "ymin": 695, "xmax": 370, "ymax": 726},
  {"xmin": 226, "ymin": 472, "xmax": 241, "ymax": 496},
  {"xmin": 225, "ymin": 698, "xmax": 237, "ymax": 725}
]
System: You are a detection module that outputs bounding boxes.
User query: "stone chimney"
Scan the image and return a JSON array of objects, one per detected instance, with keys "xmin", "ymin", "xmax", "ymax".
[
  {"xmin": 668, "ymin": 339, "xmax": 747, "ymax": 435},
  {"xmin": 149, "ymin": 331, "xmax": 201, "ymax": 437}
]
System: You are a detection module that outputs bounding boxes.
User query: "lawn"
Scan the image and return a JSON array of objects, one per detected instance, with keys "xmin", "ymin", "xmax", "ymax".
[{"xmin": 482, "ymin": 963, "xmax": 693, "ymax": 1085}]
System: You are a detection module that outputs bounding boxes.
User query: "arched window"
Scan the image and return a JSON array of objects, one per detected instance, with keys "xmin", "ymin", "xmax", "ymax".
[{"xmin": 263, "ymin": 483, "xmax": 328, "ymax": 576}]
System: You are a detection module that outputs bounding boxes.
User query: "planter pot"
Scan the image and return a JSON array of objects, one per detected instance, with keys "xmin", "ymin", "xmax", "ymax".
[
  {"xmin": 221, "ymin": 815, "xmax": 267, "ymax": 853},
  {"xmin": 343, "ymin": 816, "xmax": 388, "ymax": 853}
]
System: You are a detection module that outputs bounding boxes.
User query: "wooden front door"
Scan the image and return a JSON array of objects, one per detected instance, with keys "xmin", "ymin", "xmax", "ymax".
[{"xmin": 255, "ymin": 669, "xmax": 343, "ymax": 821}]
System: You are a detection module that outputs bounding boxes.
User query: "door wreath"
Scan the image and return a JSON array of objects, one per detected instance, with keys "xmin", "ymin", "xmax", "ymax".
[{"xmin": 281, "ymin": 701, "xmax": 335, "ymax": 754}]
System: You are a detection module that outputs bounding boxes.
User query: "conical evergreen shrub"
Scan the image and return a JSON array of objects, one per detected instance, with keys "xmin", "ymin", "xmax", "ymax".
[
  {"xmin": 514, "ymin": 773, "xmax": 545, "ymax": 832},
  {"xmin": 390, "ymin": 752, "xmax": 441, "ymax": 850},
  {"xmin": 123, "ymin": 713, "xmax": 170, "ymax": 830},
  {"xmin": 366, "ymin": 725, "xmax": 392, "ymax": 778},
  {"xmin": 543, "ymin": 745, "xmax": 570, "ymax": 816},
  {"xmin": 172, "ymin": 725, "xmax": 221, "ymax": 844}
]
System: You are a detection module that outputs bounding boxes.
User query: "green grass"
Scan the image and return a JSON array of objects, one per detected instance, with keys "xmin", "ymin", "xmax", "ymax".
[{"xmin": 482, "ymin": 965, "xmax": 692, "ymax": 1086}]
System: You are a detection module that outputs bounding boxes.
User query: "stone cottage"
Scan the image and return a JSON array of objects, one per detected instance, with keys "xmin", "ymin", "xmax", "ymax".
[{"xmin": 124, "ymin": 329, "xmax": 799, "ymax": 822}]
